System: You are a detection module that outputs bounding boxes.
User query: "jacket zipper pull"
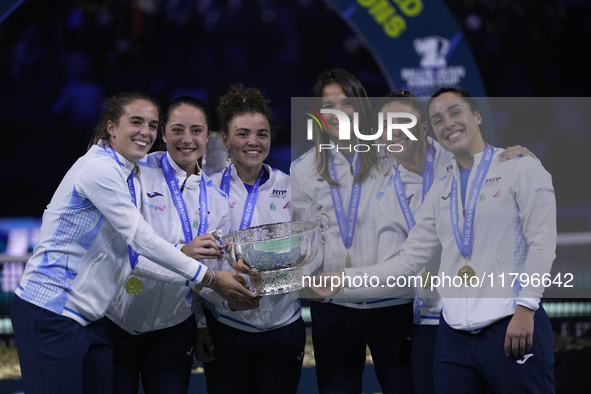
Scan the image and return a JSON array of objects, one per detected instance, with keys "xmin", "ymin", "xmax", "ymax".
[{"xmin": 350, "ymin": 165, "xmax": 354, "ymax": 176}]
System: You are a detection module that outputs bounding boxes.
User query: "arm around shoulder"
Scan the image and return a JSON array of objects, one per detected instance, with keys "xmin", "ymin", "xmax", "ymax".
[{"xmin": 514, "ymin": 157, "xmax": 557, "ymax": 303}]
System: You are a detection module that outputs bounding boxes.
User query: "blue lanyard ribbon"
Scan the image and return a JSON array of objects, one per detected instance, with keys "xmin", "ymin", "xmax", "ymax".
[
  {"xmin": 450, "ymin": 144, "xmax": 493, "ymax": 260},
  {"xmin": 104, "ymin": 146, "xmax": 139, "ymax": 270},
  {"xmin": 393, "ymin": 143, "xmax": 436, "ymax": 232},
  {"xmin": 327, "ymin": 150, "xmax": 362, "ymax": 251},
  {"xmin": 161, "ymin": 153, "xmax": 208, "ymax": 243},
  {"xmin": 220, "ymin": 165, "xmax": 264, "ymax": 230}
]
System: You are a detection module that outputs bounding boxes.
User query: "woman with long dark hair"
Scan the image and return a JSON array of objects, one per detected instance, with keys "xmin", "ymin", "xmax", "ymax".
[
  {"xmin": 311, "ymin": 88, "xmax": 556, "ymax": 394},
  {"xmin": 291, "ymin": 69, "xmax": 415, "ymax": 393}
]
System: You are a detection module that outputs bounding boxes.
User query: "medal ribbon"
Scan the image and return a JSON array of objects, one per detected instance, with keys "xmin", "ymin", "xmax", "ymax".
[
  {"xmin": 161, "ymin": 153, "xmax": 208, "ymax": 243},
  {"xmin": 450, "ymin": 144, "xmax": 493, "ymax": 260},
  {"xmin": 327, "ymin": 150, "xmax": 362, "ymax": 251},
  {"xmin": 220, "ymin": 165, "xmax": 264, "ymax": 230},
  {"xmin": 104, "ymin": 146, "xmax": 139, "ymax": 271},
  {"xmin": 393, "ymin": 143, "xmax": 436, "ymax": 231}
]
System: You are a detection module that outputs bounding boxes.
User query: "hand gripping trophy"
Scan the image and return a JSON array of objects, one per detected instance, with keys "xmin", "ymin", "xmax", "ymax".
[{"xmin": 222, "ymin": 221, "xmax": 320, "ymax": 295}]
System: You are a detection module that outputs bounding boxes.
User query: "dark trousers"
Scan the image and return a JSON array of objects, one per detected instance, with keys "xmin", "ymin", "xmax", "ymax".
[
  {"xmin": 411, "ymin": 324, "xmax": 438, "ymax": 394},
  {"xmin": 311, "ymin": 302, "xmax": 414, "ymax": 394},
  {"xmin": 105, "ymin": 315, "xmax": 196, "ymax": 394},
  {"xmin": 434, "ymin": 306, "xmax": 555, "ymax": 394},
  {"xmin": 203, "ymin": 308, "xmax": 306, "ymax": 394},
  {"xmin": 11, "ymin": 294, "xmax": 113, "ymax": 394}
]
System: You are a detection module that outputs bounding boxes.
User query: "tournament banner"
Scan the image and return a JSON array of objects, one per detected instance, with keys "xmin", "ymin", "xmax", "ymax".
[{"xmin": 325, "ymin": 0, "xmax": 487, "ymax": 97}]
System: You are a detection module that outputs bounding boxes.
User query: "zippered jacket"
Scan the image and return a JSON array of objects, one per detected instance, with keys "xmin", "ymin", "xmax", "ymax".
[
  {"xmin": 198, "ymin": 164, "xmax": 301, "ymax": 333},
  {"xmin": 16, "ymin": 143, "xmax": 207, "ymax": 326},
  {"xmin": 291, "ymin": 147, "xmax": 413, "ymax": 309},
  {"xmin": 107, "ymin": 151, "xmax": 230, "ymax": 334},
  {"xmin": 346, "ymin": 149, "xmax": 556, "ymax": 331}
]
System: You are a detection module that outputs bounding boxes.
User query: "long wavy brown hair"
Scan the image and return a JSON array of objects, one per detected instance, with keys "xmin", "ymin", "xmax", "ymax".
[{"xmin": 309, "ymin": 68, "xmax": 377, "ymax": 187}]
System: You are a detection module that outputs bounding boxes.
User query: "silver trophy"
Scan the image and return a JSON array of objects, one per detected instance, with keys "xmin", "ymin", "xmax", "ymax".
[{"xmin": 222, "ymin": 221, "xmax": 320, "ymax": 296}]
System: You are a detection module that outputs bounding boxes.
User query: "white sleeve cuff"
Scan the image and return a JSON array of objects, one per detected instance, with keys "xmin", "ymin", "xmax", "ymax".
[{"xmin": 516, "ymin": 298, "xmax": 540, "ymax": 311}]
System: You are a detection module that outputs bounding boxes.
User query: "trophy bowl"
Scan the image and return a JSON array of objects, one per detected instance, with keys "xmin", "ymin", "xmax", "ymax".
[{"xmin": 222, "ymin": 221, "xmax": 320, "ymax": 296}]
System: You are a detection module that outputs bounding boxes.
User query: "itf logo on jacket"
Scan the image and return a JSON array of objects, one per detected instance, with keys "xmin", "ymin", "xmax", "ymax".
[{"xmin": 271, "ymin": 189, "xmax": 287, "ymax": 199}]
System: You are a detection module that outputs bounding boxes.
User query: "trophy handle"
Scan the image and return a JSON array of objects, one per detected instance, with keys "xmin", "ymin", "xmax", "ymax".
[
  {"xmin": 209, "ymin": 228, "xmax": 232, "ymax": 263},
  {"xmin": 209, "ymin": 228, "xmax": 223, "ymax": 245},
  {"xmin": 315, "ymin": 210, "xmax": 330, "ymax": 244}
]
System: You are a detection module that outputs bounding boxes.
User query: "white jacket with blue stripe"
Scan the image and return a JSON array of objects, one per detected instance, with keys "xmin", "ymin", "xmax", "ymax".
[
  {"xmin": 346, "ymin": 148, "xmax": 556, "ymax": 332},
  {"xmin": 291, "ymin": 147, "xmax": 414, "ymax": 309},
  {"xmin": 16, "ymin": 143, "xmax": 207, "ymax": 326},
  {"xmin": 106, "ymin": 151, "xmax": 230, "ymax": 334},
  {"xmin": 197, "ymin": 164, "xmax": 301, "ymax": 333}
]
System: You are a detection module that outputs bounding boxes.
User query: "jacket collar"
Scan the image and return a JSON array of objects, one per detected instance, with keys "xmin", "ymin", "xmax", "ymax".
[
  {"xmin": 227, "ymin": 163, "xmax": 274, "ymax": 191},
  {"xmin": 99, "ymin": 140, "xmax": 135, "ymax": 175}
]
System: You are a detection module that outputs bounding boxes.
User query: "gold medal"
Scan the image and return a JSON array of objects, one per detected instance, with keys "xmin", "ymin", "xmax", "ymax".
[
  {"xmin": 125, "ymin": 275, "xmax": 143, "ymax": 296},
  {"xmin": 421, "ymin": 270, "xmax": 431, "ymax": 288},
  {"xmin": 345, "ymin": 250, "xmax": 352, "ymax": 269},
  {"xmin": 234, "ymin": 274, "xmax": 247, "ymax": 288},
  {"xmin": 457, "ymin": 264, "xmax": 476, "ymax": 285}
]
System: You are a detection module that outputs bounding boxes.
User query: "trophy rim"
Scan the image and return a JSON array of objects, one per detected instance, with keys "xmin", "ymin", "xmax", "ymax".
[{"xmin": 221, "ymin": 221, "xmax": 319, "ymax": 246}]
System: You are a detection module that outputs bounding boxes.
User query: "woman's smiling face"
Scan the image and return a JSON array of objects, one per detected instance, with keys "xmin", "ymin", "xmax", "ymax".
[
  {"xmin": 428, "ymin": 92, "xmax": 483, "ymax": 157},
  {"xmin": 162, "ymin": 104, "xmax": 209, "ymax": 176},
  {"xmin": 223, "ymin": 112, "xmax": 271, "ymax": 173},
  {"xmin": 321, "ymin": 82, "xmax": 355, "ymax": 143},
  {"xmin": 379, "ymin": 101, "xmax": 427, "ymax": 160},
  {"xmin": 108, "ymin": 99, "xmax": 159, "ymax": 163}
]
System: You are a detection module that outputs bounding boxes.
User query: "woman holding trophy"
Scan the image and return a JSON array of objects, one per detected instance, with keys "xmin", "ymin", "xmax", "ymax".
[
  {"xmin": 291, "ymin": 69, "xmax": 415, "ymax": 394},
  {"xmin": 339, "ymin": 90, "xmax": 533, "ymax": 393},
  {"xmin": 11, "ymin": 92, "xmax": 254, "ymax": 394},
  {"xmin": 196, "ymin": 84, "xmax": 306, "ymax": 394},
  {"xmin": 310, "ymin": 88, "xmax": 556, "ymax": 394},
  {"xmin": 103, "ymin": 96, "xmax": 256, "ymax": 394}
]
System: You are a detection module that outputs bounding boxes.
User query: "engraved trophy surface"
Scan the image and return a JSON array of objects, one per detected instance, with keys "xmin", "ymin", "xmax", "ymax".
[{"xmin": 222, "ymin": 221, "xmax": 320, "ymax": 295}]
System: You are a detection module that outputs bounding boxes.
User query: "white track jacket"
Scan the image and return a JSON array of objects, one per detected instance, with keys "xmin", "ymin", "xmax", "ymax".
[
  {"xmin": 106, "ymin": 151, "xmax": 230, "ymax": 334},
  {"xmin": 197, "ymin": 164, "xmax": 301, "ymax": 333},
  {"xmin": 341, "ymin": 138, "xmax": 451, "ymax": 323},
  {"xmin": 346, "ymin": 148, "xmax": 556, "ymax": 332},
  {"xmin": 291, "ymin": 147, "xmax": 413, "ymax": 309},
  {"xmin": 16, "ymin": 143, "xmax": 207, "ymax": 326}
]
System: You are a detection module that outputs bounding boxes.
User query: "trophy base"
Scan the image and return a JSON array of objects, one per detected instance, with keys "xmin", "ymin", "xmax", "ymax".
[{"xmin": 250, "ymin": 266, "xmax": 303, "ymax": 296}]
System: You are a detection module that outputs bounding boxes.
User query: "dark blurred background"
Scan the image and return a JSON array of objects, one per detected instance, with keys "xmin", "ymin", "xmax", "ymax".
[
  {"xmin": 1, "ymin": 1, "xmax": 591, "ymax": 391},
  {"xmin": 0, "ymin": 0, "xmax": 590, "ymax": 227}
]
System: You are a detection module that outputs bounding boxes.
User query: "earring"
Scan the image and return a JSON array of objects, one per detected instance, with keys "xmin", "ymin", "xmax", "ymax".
[{"xmin": 477, "ymin": 120, "xmax": 481, "ymax": 124}]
